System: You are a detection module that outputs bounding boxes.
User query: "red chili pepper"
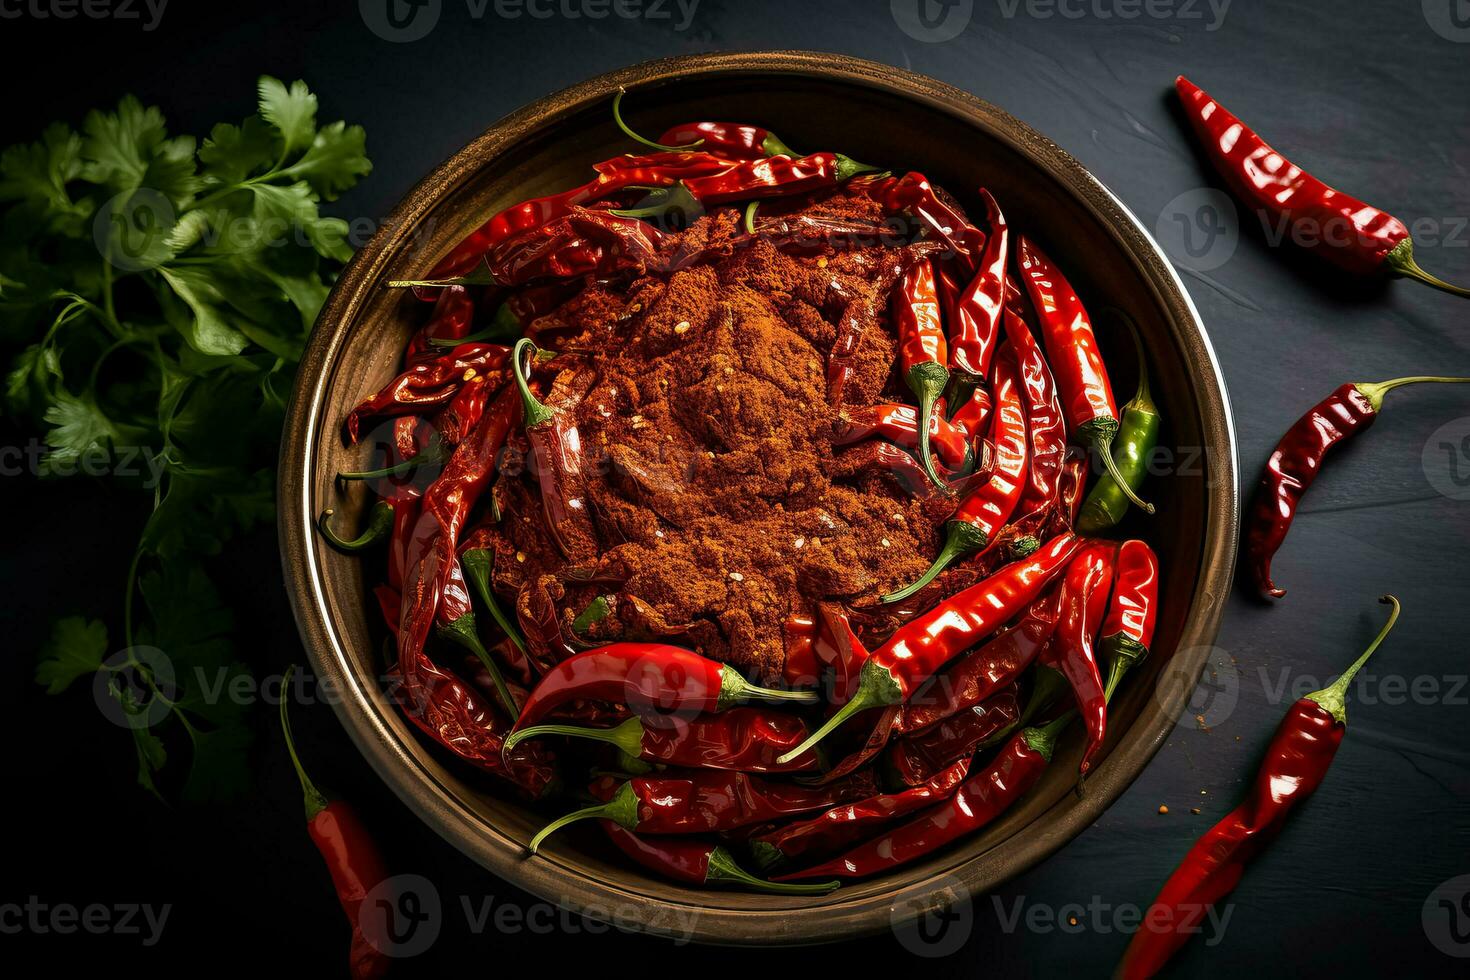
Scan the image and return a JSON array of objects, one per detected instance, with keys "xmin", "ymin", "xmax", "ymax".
[
  {"xmin": 776, "ymin": 533, "xmax": 1083, "ymax": 764},
  {"xmin": 1100, "ymin": 540, "xmax": 1159, "ymax": 701},
  {"xmin": 432, "ymin": 557, "xmax": 519, "ymax": 717},
  {"xmin": 897, "ymin": 585, "xmax": 1064, "ymax": 734},
  {"xmin": 831, "ymin": 437, "xmax": 980, "ymax": 502},
  {"xmin": 948, "ymin": 386, "xmax": 992, "ymax": 444},
  {"xmin": 613, "ymin": 152, "xmax": 878, "ymax": 226},
  {"xmin": 884, "ymin": 686, "xmax": 1020, "ymax": 787},
  {"xmin": 405, "ymin": 284, "xmax": 477, "ymax": 361},
  {"xmin": 342, "ymin": 344, "xmax": 508, "ymax": 444},
  {"xmin": 1175, "ymin": 76, "xmax": 1469, "ymax": 298},
  {"xmin": 280, "ymin": 668, "xmax": 392, "ymax": 980},
  {"xmin": 600, "ymin": 822, "xmax": 837, "ymax": 895},
  {"xmin": 611, "ymin": 86, "xmax": 802, "ymax": 162},
  {"xmin": 776, "ymin": 713, "xmax": 1073, "ymax": 881},
  {"xmin": 505, "ymin": 706, "xmax": 822, "ymax": 773},
  {"xmin": 489, "ymin": 208, "xmax": 665, "ymax": 286},
  {"xmin": 510, "ymin": 339, "xmax": 599, "ymax": 563},
  {"xmin": 781, "ymin": 612, "xmax": 820, "ymax": 688},
  {"xmin": 1037, "ymin": 540, "xmax": 1117, "ymax": 783},
  {"xmin": 832, "ymin": 401, "xmax": 973, "ymax": 472},
  {"xmin": 893, "ymin": 259, "xmax": 951, "ymax": 488},
  {"xmin": 946, "ymin": 189, "xmax": 1008, "ymax": 389},
  {"xmin": 1118, "ymin": 597, "xmax": 1401, "ymax": 979},
  {"xmin": 748, "ymin": 759, "xmax": 971, "ymax": 873},
  {"xmin": 504, "ymin": 643, "xmax": 817, "ymax": 737},
  {"xmin": 1248, "ymin": 375, "xmax": 1470, "ymax": 598},
  {"xmin": 529, "ymin": 768, "xmax": 878, "ymax": 852},
  {"xmin": 884, "ymin": 346, "xmax": 1030, "ymax": 601},
  {"xmin": 865, "ymin": 172, "xmax": 987, "ymax": 274},
  {"xmin": 1005, "ymin": 307, "xmax": 1067, "ymax": 535},
  {"xmin": 827, "ymin": 241, "xmax": 943, "ymax": 409},
  {"xmin": 1016, "ymin": 235, "xmax": 1153, "ymax": 515},
  {"xmin": 1047, "ymin": 447, "xmax": 1089, "ymax": 537}
]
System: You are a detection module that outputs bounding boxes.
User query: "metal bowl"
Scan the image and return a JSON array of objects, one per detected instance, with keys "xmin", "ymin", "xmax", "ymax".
[{"xmin": 278, "ymin": 51, "xmax": 1237, "ymax": 945}]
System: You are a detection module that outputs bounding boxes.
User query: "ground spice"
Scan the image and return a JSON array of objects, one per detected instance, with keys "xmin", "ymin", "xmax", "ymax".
[{"xmin": 479, "ymin": 191, "xmax": 949, "ymax": 682}]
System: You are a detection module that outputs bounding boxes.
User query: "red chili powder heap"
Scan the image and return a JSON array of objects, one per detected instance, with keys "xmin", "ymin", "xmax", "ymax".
[{"xmin": 486, "ymin": 194, "xmax": 946, "ymax": 682}]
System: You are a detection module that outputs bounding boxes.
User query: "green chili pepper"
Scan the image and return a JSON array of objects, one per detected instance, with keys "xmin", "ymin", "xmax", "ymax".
[
  {"xmin": 317, "ymin": 500, "xmax": 394, "ymax": 552},
  {"xmin": 572, "ymin": 595, "xmax": 616, "ymax": 635},
  {"xmin": 1076, "ymin": 314, "xmax": 1159, "ymax": 534}
]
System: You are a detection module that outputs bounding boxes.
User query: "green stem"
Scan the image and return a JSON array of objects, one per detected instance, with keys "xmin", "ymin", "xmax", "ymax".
[
  {"xmin": 1305, "ymin": 595, "xmax": 1401, "ymax": 724},
  {"xmin": 461, "ymin": 549, "xmax": 528, "ymax": 656},
  {"xmin": 1080, "ymin": 417, "xmax": 1154, "ymax": 514},
  {"xmin": 705, "ymin": 846, "xmax": 840, "ymax": 895},
  {"xmin": 571, "ymin": 594, "xmax": 615, "ymax": 634},
  {"xmin": 907, "ymin": 362, "xmax": 951, "ymax": 491},
  {"xmin": 436, "ymin": 613, "xmax": 519, "ymax": 720},
  {"xmin": 1384, "ymin": 238, "xmax": 1470, "ymax": 299},
  {"xmin": 504, "ymin": 716, "xmax": 644, "ymax": 757},
  {"xmin": 279, "ymin": 666, "xmax": 328, "ymax": 820},
  {"xmin": 387, "ymin": 260, "xmax": 497, "ymax": 289},
  {"xmin": 512, "ymin": 338, "xmax": 556, "ymax": 427},
  {"xmin": 611, "ymin": 87, "xmax": 704, "ymax": 151},
  {"xmin": 1021, "ymin": 709, "xmax": 1075, "ymax": 764},
  {"xmin": 1353, "ymin": 376, "xmax": 1470, "ymax": 412},
  {"xmin": 337, "ymin": 435, "xmax": 447, "ymax": 482},
  {"xmin": 1101, "ymin": 635, "xmax": 1149, "ymax": 704},
  {"xmin": 528, "ymin": 782, "xmax": 639, "ymax": 854},
  {"xmin": 744, "ymin": 200, "xmax": 760, "ymax": 235},
  {"xmin": 882, "ymin": 520, "xmax": 987, "ymax": 603},
  {"xmin": 774, "ymin": 661, "xmax": 904, "ymax": 765},
  {"xmin": 317, "ymin": 500, "xmax": 394, "ymax": 552}
]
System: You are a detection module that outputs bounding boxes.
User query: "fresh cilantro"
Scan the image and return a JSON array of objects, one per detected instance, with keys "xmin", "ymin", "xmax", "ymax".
[{"xmin": 4, "ymin": 78, "xmax": 372, "ymax": 801}]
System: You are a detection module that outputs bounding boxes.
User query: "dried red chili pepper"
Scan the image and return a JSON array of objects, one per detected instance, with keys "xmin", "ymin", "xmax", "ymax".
[
  {"xmin": 459, "ymin": 544, "xmax": 533, "ymax": 683},
  {"xmin": 1118, "ymin": 596, "xmax": 1401, "ymax": 979},
  {"xmin": 897, "ymin": 585, "xmax": 1064, "ymax": 734},
  {"xmin": 884, "ymin": 686, "xmax": 1020, "ymax": 787},
  {"xmin": 1101, "ymin": 540, "xmax": 1159, "ymax": 701},
  {"xmin": 946, "ymin": 188, "xmax": 1009, "ymax": 394},
  {"xmin": 600, "ymin": 822, "xmax": 837, "ymax": 895},
  {"xmin": 1249, "ymin": 375, "xmax": 1470, "ymax": 598},
  {"xmin": 511, "ymin": 339, "xmax": 599, "ymax": 562},
  {"xmin": 654, "ymin": 121, "xmax": 795, "ymax": 159},
  {"xmin": 894, "ymin": 259, "xmax": 950, "ymax": 487},
  {"xmin": 777, "ymin": 713, "xmax": 1073, "ymax": 881},
  {"xmin": 529, "ymin": 768, "xmax": 878, "ymax": 852},
  {"xmin": 832, "ymin": 401, "xmax": 972, "ymax": 472},
  {"xmin": 1176, "ymin": 76, "xmax": 1469, "ymax": 298},
  {"xmin": 280, "ymin": 668, "xmax": 391, "ymax": 980},
  {"xmin": 405, "ymin": 284, "xmax": 477, "ymax": 361},
  {"xmin": 781, "ymin": 612, "xmax": 820, "ymax": 688},
  {"xmin": 827, "ymin": 241, "xmax": 942, "ymax": 409},
  {"xmin": 342, "ymin": 344, "xmax": 508, "ymax": 444},
  {"xmin": 1004, "ymin": 308, "xmax": 1067, "ymax": 538},
  {"xmin": 831, "ymin": 439, "xmax": 981, "ymax": 502},
  {"xmin": 1037, "ymin": 540, "xmax": 1117, "ymax": 784},
  {"xmin": 1048, "ymin": 447, "xmax": 1089, "ymax": 537},
  {"xmin": 505, "ymin": 707, "xmax": 821, "ymax": 773},
  {"xmin": 506, "ymin": 643, "xmax": 816, "ymax": 735},
  {"xmin": 613, "ymin": 152, "xmax": 878, "ymax": 226},
  {"xmin": 432, "ymin": 557, "xmax": 519, "ymax": 717},
  {"xmin": 884, "ymin": 347, "xmax": 1030, "ymax": 601},
  {"xmin": 1017, "ymin": 235, "xmax": 1153, "ymax": 515},
  {"xmin": 748, "ymin": 759, "xmax": 971, "ymax": 872},
  {"xmin": 776, "ymin": 533, "xmax": 1083, "ymax": 764},
  {"xmin": 865, "ymin": 172, "xmax": 987, "ymax": 273},
  {"xmin": 948, "ymin": 386, "xmax": 992, "ymax": 443}
]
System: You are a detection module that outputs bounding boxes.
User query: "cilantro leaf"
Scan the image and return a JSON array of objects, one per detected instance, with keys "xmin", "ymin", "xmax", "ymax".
[
  {"xmin": 35, "ymin": 616, "xmax": 110, "ymax": 693},
  {"xmin": 198, "ymin": 116, "xmax": 277, "ymax": 187},
  {"xmin": 157, "ymin": 265, "xmax": 251, "ymax": 355},
  {"xmin": 289, "ymin": 121, "xmax": 372, "ymax": 201},
  {"xmin": 257, "ymin": 76, "xmax": 317, "ymax": 157},
  {"xmin": 40, "ymin": 388, "xmax": 119, "ymax": 469}
]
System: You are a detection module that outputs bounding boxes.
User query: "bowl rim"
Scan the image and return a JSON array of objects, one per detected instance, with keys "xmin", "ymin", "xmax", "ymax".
[{"xmin": 278, "ymin": 50, "xmax": 1238, "ymax": 945}]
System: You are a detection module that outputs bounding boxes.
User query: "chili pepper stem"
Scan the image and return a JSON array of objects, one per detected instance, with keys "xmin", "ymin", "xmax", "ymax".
[
  {"xmin": 1384, "ymin": 239, "xmax": 1470, "ymax": 299},
  {"xmin": 317, "ymin": 501, "xmax": 394, "ymax": 552},
  {"xmin": 428, "ymin": 303, "xmax": 520, "ymax": 347},
  {"xmin": 529, "ymin": 782, "xmax": 639, "ymax": 854},
  {"xmin": 1352, "ymin": 375, "xmax": 1470, "ymax": 411},
  {"xmin": 511, "ymin": 338, "xmax": 557, "ymax": 427},
  {"xmin": 705, "ymin": 846, "xmax": 840, "ymax": 895},
  {"xmin": 572, "ymin": 595, "xmax": 615, "ymax": 635},
  {"xmin": 906, "ymin": 362, "xmax": 951, "ymax": 490},
  {"xmin": 504, "ymin": 717, "xmax": 642, "ymax": 757},
  {"xmin": 775, "ymin": 660, "xmax": 905, "ymax": 765},
  {"xmin": 721, "ymin": 669, "xmax": 820, "ymax": 707},
  {"xmin": 1102, "ymin": 636, "xmax": 1149, "ymax": 703},
  {"xmin": 1305, "ymin": 595, "xmax": 1401, "ymax": 724},
  {"xmin": 882, "ymin": 520, "xmax": 988, "ymax": 603},
  {"xmin": 744, "ymin": 201, "xmax": 759, "ymax": 235},
  {"xmin": 462, "ymin": 549, "xmax": 529, "ymax": 656},
  {"xmin": 1080, "ymin": 418, "xmax": 1155, "ymax": 514},
  {"xmin": 388, "ymin": 259, "xmax": 497, "ymax": 289},
  {"xmin": 279, "ymin": 666, "xmax": 328, "ymax": 821},
  {"xmin": 611, "ymin": 87, "xmax": 705, "ymax": 151},
  {"xmin": 610, "ymin": 183, "xmax": 701, "ymax": 226},
  {"xmin": 1022, "ymin": 710, "xmax": 1075, "ymax": 764},
  {"xmin": 833, "ymin": 154, "xmax": 880, "ymax": 182},
  {"xmin": 336, "ymin": 436, "xmax": 448, "ymax": 482},
  {"xmin": 436, "ymin": 613, "xmax": 519, "ymax": 720}
]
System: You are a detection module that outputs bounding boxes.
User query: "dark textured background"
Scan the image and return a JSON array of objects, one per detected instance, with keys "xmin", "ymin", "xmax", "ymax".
[{"xmin": 4, "ymin": 0, "xmax": 1469, "ymax": 974}]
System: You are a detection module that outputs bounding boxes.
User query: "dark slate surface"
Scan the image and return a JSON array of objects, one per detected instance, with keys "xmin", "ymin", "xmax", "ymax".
[{"xmin": 4, "ymin": 1, "xmax": 1468, "ymax": 974}]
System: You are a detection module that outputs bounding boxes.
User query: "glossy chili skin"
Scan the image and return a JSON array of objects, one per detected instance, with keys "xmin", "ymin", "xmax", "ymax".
[
  {"xmin": 749, "ymin": 759, "xmax": 971, "ymax": 871},
  {"xmin": 307, "ymin": 802, "xmax": 391, "ymax": 980},
  {"xmin": 898, "ymin": 586, "xmax": 1064, "ymax": 734},
  {"xmin": 513, "ymin": 342, "xmax": 599, "ymax": 562},
  {"xmin": 590, "ymin": 768, "xmax": 880, "ymax": 834},
  {"xmin": 895, "ymin": 258, "xmax": 950, "ymax": 485},
  {"xmin": 486, "ymin": 208, "xmax": 665, "ymax": 286},
  {"xmin": 1101, "ymin": 539, "xmax": 1160, "ymax": 700},
  {"xmin": 777, "ymin": 727, "xmax": 1055, "ymax": 881},
  {"xmin": 656, "ymin": 122, "xmax": 796, "ymax": 160},
  {"xmin": 885, "ymin": 687, "xmax": 1020, "ymax": 787},
  {"xmin": 947, "ymin": 188, "xmax": 1009, "ymax": 385},
  {"xmin": 832, "ymin": 401, "xmax": 972, "ymax": 471},
  {"xmin": 781, "ymin": 612, "xmax": 820, "ymax": 688},
  {"xmin": 1046, "ymin": 448, "xmax": 1089, "ymax": 538},
  {"xmin": 828, "ymin": 242, "xmax": 941, "ymax": 409},
  {"xmin": 864, "ymin": 172, "xmax": 987, "ymax": 273},
  {"xmin": 405, "ymin": 284, "xmax": 476, "ymax": 362},
  {"xmin": 1078, "ymin": 317, "xmax": 1160, "ymax": 534},
  {"xmin": 507, "ymin": 643, "xmax": 813, "ymax": 733},
  {"xmin": 948, "ymin": 386, "xmax": 992, "ymax": 443},
  {"xmin": 683, "ymin": 151, "xmax": 871, "ymax": 203},
  {"xmin": 1039, "ymin": 540, "xmax": 1116, "ymax": 778},
  {"xmin": 1118, "ymin": 698, "xmax": 1344, "ymax": 979},
  {"xmin": 1006, "ymin": 309, "xmax": 1067, "ymax": 525},
  {"xmin": 1248, "ymin": 383, "xmax": 1375, "ymax": 599},
  {"xmin": 343, "ymin": 344, "xmax": 508, "ymax": 443},
  {"xmin": 832, "ymin": 439, "xmax": 986, "ymax": 502},
  {"xmin": 599, "ymin": 822, "xmax": 835, "ymax": 894}
]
